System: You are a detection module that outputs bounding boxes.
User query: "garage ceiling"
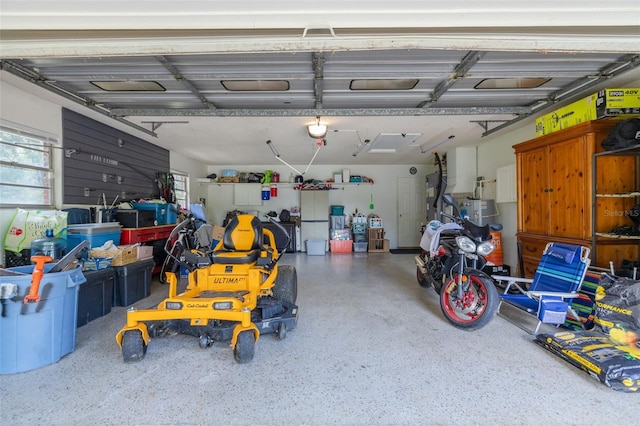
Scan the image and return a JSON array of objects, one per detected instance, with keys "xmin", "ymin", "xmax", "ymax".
[{"xmin": 1, "ymin": 2, "xmax": 639, "ymax": 166}]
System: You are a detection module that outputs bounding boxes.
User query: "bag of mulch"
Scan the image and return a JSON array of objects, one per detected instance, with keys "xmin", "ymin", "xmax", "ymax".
[
  {"xmin": 536, "ymin": 330, "xmax": 640, "ymax": 392},
  {"xmin": 593, "ymin": 274, "xmax": 640, "ymax": 333}
]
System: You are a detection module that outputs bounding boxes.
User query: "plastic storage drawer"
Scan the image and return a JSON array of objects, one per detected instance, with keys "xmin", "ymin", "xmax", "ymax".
[
  {"xmin": 112, "ymin": 258, "xmax": 155, "ymax": 307},
  {"xmin": 353, "ymin": 242, "xmax": 368, "ymax": 252},
  {"xmin": 77, "ymin": 268, "xmax": 115, "ymax": 327}
]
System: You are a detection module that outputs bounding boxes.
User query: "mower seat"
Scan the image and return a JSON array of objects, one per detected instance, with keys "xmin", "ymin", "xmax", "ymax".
[{"xmin": 210, "ymin": 214, "xmax": 264, "ymax": 264}]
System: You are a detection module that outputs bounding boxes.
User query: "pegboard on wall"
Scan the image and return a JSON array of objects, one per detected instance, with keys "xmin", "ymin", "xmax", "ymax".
[{"xmin": 62, "ymin": 108, "xmax": 170, "ymax": 205}]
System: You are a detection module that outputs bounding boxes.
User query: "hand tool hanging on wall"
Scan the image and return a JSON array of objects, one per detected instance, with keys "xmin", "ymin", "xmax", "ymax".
[
  {"xmin": 156, "ymin": 171, "xmax": 166, "ymax": 200},
  {"xmin": 168, "ymin": 173, "xmax": 175, "ymax": 203}
]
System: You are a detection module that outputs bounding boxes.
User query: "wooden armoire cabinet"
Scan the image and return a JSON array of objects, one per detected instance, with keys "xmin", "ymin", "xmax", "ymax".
[{"xmin": 515, "ymin": 120, "xmax": 638, "ymax": 277}]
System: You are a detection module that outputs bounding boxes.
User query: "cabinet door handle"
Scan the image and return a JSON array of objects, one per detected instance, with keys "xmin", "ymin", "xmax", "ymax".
[
  {"xmin": 542, "ymin": 188, "xmax": 554, "ymax": 193},
  {"xmin": 524, "ymin": 245, "xmax": 537, "ymax": 253}
]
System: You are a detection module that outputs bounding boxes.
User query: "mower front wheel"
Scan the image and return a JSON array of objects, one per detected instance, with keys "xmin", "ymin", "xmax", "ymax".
[
  {"xmin": 276, "ymin": 322, "xmax": 287, "ymax": 340},
  {"xmin": 233, "ymin": 330, "xmax": 255, "ymax": 364},
  {"xmin": 122, "ymin": 330, "xmax": 147, "ymax": 363},
  {"xmin": 199, "ymin": 335, "xmax": 214, "ymax": 349}
]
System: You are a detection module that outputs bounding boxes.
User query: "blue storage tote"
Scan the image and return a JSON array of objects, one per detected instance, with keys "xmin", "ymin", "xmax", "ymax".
[
  {"xmin": 330, "ymin": 205, "xmax": 344, "ymax": 216},
  {"xmin": 0, "ymin": 263, "xmax": 86, "ymax": 374},
  {"xmin": 67, "ymin": 223, "xmax": 121, "ymax": 258}
]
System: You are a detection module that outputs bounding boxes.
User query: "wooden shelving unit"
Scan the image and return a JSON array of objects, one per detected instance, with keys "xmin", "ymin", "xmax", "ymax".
[
  {"xmin": 368, "ymin": 228, "xmax": 389, "ymax": 252},
  {"xmin": 591, "ymin": 145, "xmax": 640, "ymax": 266}
]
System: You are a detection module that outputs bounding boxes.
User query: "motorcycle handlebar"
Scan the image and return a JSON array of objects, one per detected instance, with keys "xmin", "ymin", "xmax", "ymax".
[{"xmin": 440, "ymin": 211, "xmax": 463, "ymax": 224}]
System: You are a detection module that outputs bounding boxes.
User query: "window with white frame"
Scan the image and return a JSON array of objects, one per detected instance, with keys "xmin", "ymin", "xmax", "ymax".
[
  {"xmin": 0, "ymin": 121, "xmax": 56, "ymax": 207},
  {"xmin": 172, "ymin": 171, "xmax": 189, "ymax": 209}
]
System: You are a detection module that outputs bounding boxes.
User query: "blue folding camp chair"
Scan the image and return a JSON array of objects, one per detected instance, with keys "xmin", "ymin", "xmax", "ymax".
[{"xmin": 492, "ymin": 242, "xmax": 591, "ymax": 334}]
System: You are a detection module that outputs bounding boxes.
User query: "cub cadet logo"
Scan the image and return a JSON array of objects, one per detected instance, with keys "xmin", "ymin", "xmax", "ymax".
[
  {"xmin": 213, "ymin": 277, "xmax": 246, "ymax": 284},
  {"xmin": 595, "ymin": 301, "xmax": 632, "ymax": 316},
  {"xmin": 186, "ymin": 303, "xmax": 209, "ymax": 309}
]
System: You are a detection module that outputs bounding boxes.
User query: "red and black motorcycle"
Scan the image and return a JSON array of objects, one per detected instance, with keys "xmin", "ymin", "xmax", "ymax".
[{"xmin": 415, "ymin": 194, "xmax": 499, "ymax": 330}]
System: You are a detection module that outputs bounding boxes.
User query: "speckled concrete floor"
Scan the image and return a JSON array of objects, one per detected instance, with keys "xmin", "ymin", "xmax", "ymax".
[{"xmin": 1, "ymin": 253, "xmax": 637, "ymax": 425}]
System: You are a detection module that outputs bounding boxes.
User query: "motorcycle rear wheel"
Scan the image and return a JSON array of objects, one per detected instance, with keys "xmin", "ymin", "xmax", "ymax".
[{"xmin": 439, "ymin": 272, "xmax": 498, "ymax": 330}]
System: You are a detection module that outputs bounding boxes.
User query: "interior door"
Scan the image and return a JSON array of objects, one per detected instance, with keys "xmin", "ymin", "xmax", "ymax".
[{"xmin": 397, "ymin": 177, "xmax": 423, "ymax": 247}]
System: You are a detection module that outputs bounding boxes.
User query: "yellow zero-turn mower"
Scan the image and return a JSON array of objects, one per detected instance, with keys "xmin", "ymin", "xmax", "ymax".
[{"xmin": 115, "ymin": 214, "xmax": 298, "ymax": 364}]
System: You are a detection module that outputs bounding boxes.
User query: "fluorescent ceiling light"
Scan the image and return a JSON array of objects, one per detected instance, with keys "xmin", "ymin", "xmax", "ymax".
[
  {"xmin": 221, "ymin": 80, "xmax": 289, "ymax": 91},
  {"xmin": 91, "ymin": 81, "xmax": 165, "ymax": 91},
  {"xmin": 474, "ymin": 78, "xmax": 551, "ymax": 89},
  {"xmin": 368, "ymin": 133, "xmax": 421, "ymax": 153},
  {"xmin": 350, "ymin": 79, "xmax": 419, "ymax": 90}
]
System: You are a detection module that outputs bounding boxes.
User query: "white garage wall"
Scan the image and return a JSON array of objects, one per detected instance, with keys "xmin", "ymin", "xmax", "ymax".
[{"xmin": 202, "ymin": 164, "xmax": 430, "ymax": 248}]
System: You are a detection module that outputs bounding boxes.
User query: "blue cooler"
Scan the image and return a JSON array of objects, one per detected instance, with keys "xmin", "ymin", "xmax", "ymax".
[{"xmin": 67, "ymin": 223, "xmax": 121, "ymax": 258}]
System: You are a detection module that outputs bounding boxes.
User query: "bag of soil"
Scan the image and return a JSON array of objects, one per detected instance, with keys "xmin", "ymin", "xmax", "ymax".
[
  {"xmin": 594, "ymin": 274, "xmax": 640, "ymax": 333},
  {"xmin": 536, "ymin": 330, "xmax": 640, "ymax": 392}
]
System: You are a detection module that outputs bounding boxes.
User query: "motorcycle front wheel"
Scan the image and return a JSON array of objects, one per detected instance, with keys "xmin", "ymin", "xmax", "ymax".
[
  {"xmin": 416, "ymin": 266, "xmax": 430, "ymax": 288},
  {"xmin": 439, "ymin": 271, "xmax": 499, "ymax": 330}
]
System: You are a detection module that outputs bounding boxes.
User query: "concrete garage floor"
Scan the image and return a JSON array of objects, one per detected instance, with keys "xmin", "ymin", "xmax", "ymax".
[{"xmin": 1, "ymin": 253, "xmax": 638, "ymax": 425}]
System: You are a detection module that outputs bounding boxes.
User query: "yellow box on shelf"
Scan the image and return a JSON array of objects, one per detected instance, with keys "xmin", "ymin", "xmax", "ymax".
[{"xmin": 535, "ymin": 88, "xmax": 640, "ymax": 136}]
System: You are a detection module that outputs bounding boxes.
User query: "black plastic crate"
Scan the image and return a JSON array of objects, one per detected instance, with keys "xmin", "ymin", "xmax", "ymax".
[
  {"xmin": 77, "ymin": 268, "xmax": 115, "ymax": 327},
  {"xmin": 112, "ymin": 259, "xmax": 154, "ymax": 307},
  {"xmin": 4, "ymin": 249, "xmax": 32, "ymax": 267}
]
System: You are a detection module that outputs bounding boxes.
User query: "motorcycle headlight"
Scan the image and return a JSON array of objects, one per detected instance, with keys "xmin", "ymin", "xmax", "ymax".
[
  {"xmin": 455, "ymin": 236, "xmax": 476, "ymax": 253},
  {"xmin": 477, "ymin": 241, "xmax": 495, "ymax": 257}
]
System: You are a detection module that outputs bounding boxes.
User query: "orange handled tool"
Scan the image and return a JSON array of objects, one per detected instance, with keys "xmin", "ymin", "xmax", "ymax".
[{"xmin": 24, "ymin": 255, "xmax": 52, "ymax": 304}]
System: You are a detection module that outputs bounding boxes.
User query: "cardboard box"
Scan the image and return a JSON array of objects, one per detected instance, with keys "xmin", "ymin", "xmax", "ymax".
[
  {"xmin": 136, "ymin": 245, "xmax": 154, "ymax": 260},
  {"xmin": 212, "ymin": 225, "xmax": 225, "ymax": 241},
  {"xmin": 89, "ymin": 245, "xmax": 138, "ymax": 266},
  {"xmin": 535, "ymin": 88, "xmax": 640, "ymax": 136}
]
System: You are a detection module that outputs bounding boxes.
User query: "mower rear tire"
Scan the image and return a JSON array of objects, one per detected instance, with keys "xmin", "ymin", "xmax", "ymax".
[
  {"xmin": 273, "ymin": 265, "xmax": 297, "ymax": 304},
  {"xmin": 122, "ymin": 330, "xmax": 147, "ymax": 363},
  {"xmin": 233, "ymin": 330, "xmax": 255, "ymax": 364}
]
